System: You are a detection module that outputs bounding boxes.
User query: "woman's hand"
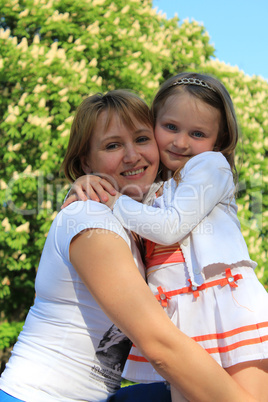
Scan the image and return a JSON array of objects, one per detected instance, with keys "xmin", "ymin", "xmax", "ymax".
[{"xmin": 61, "ymin": 175, "xmax": 117, "ymax": 208}]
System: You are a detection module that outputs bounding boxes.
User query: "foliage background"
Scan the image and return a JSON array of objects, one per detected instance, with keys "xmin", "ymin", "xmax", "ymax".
[{"xmin": 0, "ymin": 0, "xmax": 267, "ymax": 355}]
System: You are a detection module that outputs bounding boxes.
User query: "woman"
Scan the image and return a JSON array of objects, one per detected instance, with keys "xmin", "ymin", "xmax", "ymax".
[{"xmin": 0, "ymin": 90, "xmax": 256, "ymax": 402}]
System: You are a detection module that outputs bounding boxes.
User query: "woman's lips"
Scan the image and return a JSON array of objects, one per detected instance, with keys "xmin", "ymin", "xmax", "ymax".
[{"xmin": 121, "ymin": 167, "xmax": 146, "ymax": 177}]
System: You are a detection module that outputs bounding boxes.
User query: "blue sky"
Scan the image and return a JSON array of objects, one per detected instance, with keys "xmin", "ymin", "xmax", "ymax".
[{"xmin": 153, "ymin": 0, "xmax": 268, "ymax": 81}]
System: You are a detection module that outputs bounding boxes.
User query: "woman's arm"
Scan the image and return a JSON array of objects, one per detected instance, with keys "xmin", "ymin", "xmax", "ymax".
[
  {"xmin": 70, "ymin": 229, "xmax": 255, "ymax": 402},
  {"xmin": 112, "ymin": 152, "xmax": 234, "ymax": 245}
]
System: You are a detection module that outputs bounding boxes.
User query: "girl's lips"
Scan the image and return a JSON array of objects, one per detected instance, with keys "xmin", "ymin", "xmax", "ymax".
[{"xmin": 168, "ymin": 151, "xmax": 189, "ymax": 158}]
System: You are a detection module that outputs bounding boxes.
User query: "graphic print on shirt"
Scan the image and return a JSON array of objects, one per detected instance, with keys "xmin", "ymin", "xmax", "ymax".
[{"xmin": 91, "ymin": 324, "xmax": 132, "ymax": 391}]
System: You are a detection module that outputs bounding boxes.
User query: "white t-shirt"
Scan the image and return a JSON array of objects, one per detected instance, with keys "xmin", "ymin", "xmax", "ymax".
[{"xmin": 0, "ymin": 201, "xmax": 145, "ymax": 402}]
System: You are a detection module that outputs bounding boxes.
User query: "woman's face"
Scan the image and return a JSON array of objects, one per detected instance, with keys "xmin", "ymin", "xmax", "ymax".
[{"xmin": 83, "ymin": 112, "xmax": 159, "ymax": 200}]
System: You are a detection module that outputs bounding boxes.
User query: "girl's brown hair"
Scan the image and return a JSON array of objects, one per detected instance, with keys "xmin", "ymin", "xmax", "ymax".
[
  {"xmin": 152, "ymin": 72, "xmax": 239, "ymax": 181},
  {"xmin": 62, "ymin": 89, "xmax": 154, "ymax": 182}
]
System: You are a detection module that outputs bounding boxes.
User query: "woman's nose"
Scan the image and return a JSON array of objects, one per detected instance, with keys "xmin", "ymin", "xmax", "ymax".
[{"xmin": 123, "ymin": 145, "xmax": 142, "ymax": 164}]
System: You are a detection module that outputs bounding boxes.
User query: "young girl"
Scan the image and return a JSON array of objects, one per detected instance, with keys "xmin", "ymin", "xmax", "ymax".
[{"xmin": 64, "ymin": 73, "xmax": 268, "ymax": 401}]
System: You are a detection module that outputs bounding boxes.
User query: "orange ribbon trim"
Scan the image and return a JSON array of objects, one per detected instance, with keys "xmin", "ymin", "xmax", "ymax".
[{"xmin": 156, "ymin": 268, "xmax": 243, "ymax": 306}]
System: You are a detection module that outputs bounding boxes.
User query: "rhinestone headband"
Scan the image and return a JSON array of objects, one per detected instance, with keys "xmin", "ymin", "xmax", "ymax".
[{"xmin": 171, "ymin": 77, "xmax": 216, "ymax": 92}]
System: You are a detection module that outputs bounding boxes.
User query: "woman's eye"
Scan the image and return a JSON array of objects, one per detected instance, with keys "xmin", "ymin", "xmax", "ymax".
[
  {"xmin": 166, "ymin": 123, "xmax": 177, "ymax": 131},
  {"xmin": 136, "ymin": 136, "xmax": 149, "ymax": 143},
  {"xmin": 106, "ymin": 143, "xmax": 119, "ymax": 150},
  {"xmin": 192, "ymin": 131, "xmax": 204, "ymax": 138}
]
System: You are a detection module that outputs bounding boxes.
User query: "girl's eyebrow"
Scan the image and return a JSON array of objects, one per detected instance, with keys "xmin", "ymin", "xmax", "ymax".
[{"xmin": 157, "ymin": 113, "xmax": 177, "ymax": 120}]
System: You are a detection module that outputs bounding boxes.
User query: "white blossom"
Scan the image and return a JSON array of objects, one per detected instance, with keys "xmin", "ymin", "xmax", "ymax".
[
  {"xmin": 19, "ymin": 8, "xmax": 29, "ymax": 18},
  {"xmin": 89, "ymin": 58, "xmax": 97, "ymax": 67},
  {"xmin": 58, "ymin": 88, "xmax": 69, "ymax": 96},
  {"xmin": 2, "ymin": 217, "xmax": 11, "ymax": 232},
  {"xmin": 38, "ymin": 98, "xmax": 46, "ymax": 108},
  {"xmin": 41, "ymin": 151, "xmax": 48, "ymax": 160},
  {"xmin": 17, "ymin": 37, "xmax": 28, "ymax": 51},
  {"xmin": 121, "ymin": 5, "xmax": 130, "ymax": 13},
  {"xmin": 60, "ymin": 129, "xmax": 69, "ymax": 137},
  {"xmin": 15, "ymin": 222, "xmax": 30, "ymax": 233},
  {"xmin": 0, "ymin": 28, "xmax": 11, "ymax": 39}
]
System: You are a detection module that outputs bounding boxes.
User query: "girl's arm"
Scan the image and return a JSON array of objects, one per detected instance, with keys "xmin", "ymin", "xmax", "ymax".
[
  {"xmin": 111, "ymin": 152, "xmax": 234, "ymax": 245},
  {"xmin": 70, "ymin": 229, "xmax": 255, "ymax": 402},
  {"xmin": 61, "ymin": 174, "xmax": 118, "ymax": 208}
]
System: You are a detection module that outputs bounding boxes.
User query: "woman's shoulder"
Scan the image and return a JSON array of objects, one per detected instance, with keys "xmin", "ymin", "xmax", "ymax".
[
  {"xmin": 55, "ymin": 200, "xmax": 129, "ymax": 239},
  {"xmin": 61, "ymin": 199, "xmax": 112, "ymax": 215},
  {"xmin": 42, "ymin": 201, "xmax": 133, "ymax": 265}
]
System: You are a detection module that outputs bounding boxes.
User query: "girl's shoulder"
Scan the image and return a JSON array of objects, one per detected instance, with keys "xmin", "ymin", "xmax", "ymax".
[
  {"xmin": 182, "ymin": 151, "xmax": 231, "ymax": 173},
  {"xmin": 164, "ymin": 152, "xmax": 232, "ymax": 191}
]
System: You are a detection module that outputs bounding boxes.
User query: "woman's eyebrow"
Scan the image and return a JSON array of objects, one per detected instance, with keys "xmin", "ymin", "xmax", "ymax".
[
  {"xmin": 134, "ymin": 127, "xmax": 153, "ymax": 134},
  {"xmin": 100, "ymin": 135, "xmax": 122, "ymax": 144}
]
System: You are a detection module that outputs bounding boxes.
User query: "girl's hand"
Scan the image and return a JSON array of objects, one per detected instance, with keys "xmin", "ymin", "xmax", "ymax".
[
  {"xmin": 100, "ymin": 190, "xmax": 122, "ymax": 210},
  {"xmin": 61, "ymin": 175, "xmax": 117, "ymax": 209}
]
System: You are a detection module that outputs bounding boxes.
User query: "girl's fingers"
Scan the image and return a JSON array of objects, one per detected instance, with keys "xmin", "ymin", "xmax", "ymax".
[
  {"xmin": 61, "ymin": 193, "xmax": 81, "ymax": 209},
  {"xmin": 72, "ymin": 184, "xmax": 91, "ymax": 201},
  {"xmin": 83, "ymin": 178, "xmax": 117, "ymax": 200},
  {"xmin": 91, "ymin": 185, "xmax": 109, "ymax": 203},
  {"xmin": 99, "ymin": 179, "xmax": 117, "ymax": 196},
  {"xmin": 62, "ymin": 176, "xmax": 118, "ymax": 208},
  {"xmin": 83, "ymin": 187, "xmax": 101, "ymax": 202}
]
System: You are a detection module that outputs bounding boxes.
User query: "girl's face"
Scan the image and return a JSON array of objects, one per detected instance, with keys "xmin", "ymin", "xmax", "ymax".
[
  {"xmin": 155, "ymin": 92, "xmax": 221, "ymax": 173},
  {"xmin": 82, "ymin": 112, "xmax": 159, "ymax": 200}
]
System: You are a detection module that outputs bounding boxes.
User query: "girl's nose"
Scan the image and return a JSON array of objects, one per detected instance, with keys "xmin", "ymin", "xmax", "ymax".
[
  {"xmin": 173, "ymin": 132, "xmax": 188, "ymax": 149},
  {"xmin": 123, "ymin": 145, "xmax": 142, "ymax": 164}
]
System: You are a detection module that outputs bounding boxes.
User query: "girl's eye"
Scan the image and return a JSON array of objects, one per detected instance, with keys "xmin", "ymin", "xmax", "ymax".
[
  {"xmin": 166, "ymin": 123, "xmax": 177, "ymax": 131},
  {"xmin": 192, "ymin": 131, "xmax": 204, "ymax": 138}
]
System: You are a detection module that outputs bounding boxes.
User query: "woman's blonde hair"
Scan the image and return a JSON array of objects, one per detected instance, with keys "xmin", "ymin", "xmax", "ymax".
[
  {"xmin": 63, "ymin": 89, "xmax": 154, "ymax": 182},
  {"xmin": 152, "ymin": 72, "xmax": 239, "ymax": 181}
]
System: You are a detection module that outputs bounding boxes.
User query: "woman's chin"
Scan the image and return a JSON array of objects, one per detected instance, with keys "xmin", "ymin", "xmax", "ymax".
[{"xmin": 121, "ymin": 186, "xmax": 148, "ymax": 201}]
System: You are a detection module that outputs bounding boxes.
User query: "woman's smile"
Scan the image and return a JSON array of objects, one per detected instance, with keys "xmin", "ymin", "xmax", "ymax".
[{"xmin": 82, "ymin": 112, "xmax": 159, "ymax": 200}]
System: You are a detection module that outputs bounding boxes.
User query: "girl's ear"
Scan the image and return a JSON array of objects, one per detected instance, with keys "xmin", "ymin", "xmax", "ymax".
[{"xmin": 80, "ymin": 156, "xmax": 92, "ymax": 174}]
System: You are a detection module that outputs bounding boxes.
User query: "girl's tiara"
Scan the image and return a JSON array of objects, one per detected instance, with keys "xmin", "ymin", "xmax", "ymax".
[{"xmin": 171, "ymin": 77, "xmax": 216, "ymax": 92}]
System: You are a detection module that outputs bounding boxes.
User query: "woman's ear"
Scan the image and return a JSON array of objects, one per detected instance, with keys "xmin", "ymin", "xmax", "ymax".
[{"xmin": 80, "ymin": 156, "xmax": 92, "ymax": 174}]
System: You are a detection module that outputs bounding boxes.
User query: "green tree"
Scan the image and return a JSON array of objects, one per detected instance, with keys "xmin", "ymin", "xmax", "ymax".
[{"xmin": 0, "ymin": 0, "xmax": 267, "ymax": 347}]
